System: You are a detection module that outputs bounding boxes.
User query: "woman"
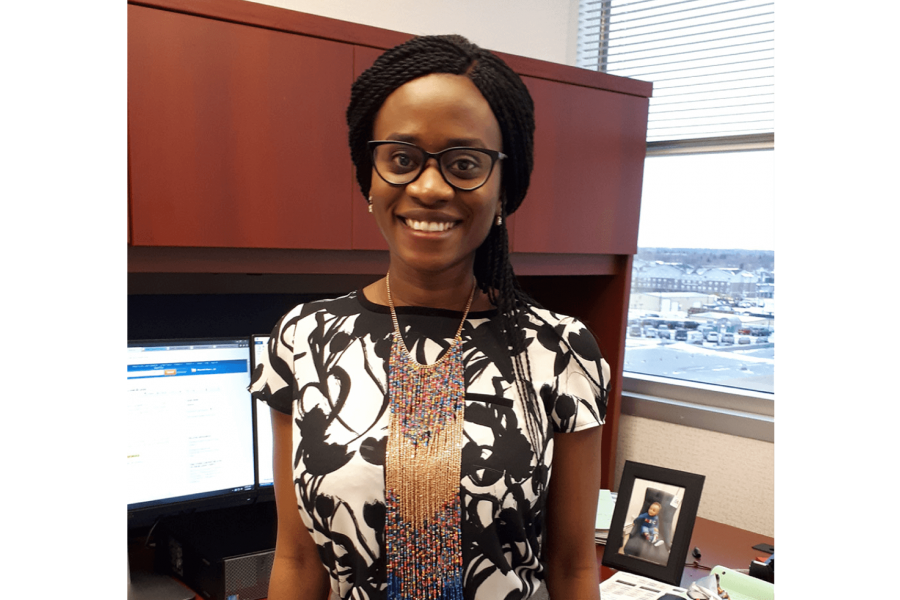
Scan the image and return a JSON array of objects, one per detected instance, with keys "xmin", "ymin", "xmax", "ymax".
[{"xmin": 250, "ymin": 34, "xmax": 610, "ymax": 600}]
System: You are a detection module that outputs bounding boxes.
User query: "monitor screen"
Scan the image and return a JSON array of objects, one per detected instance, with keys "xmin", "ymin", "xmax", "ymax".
[
  {"xmin": 251, "ymin": 335, "xmax": 275, "ymax": 492},
  {"xmin": 126, "ymin": 338, "xmax": 255, "ymax": 523}
]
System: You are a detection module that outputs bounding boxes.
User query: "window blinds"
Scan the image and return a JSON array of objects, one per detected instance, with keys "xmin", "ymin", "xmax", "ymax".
[{"xmin": 577, "ymin": 0, "xmax": 774, "ymax": 144}]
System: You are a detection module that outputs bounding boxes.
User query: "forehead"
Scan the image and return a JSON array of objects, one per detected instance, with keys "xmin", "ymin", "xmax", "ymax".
[{"xmin": 372, "ymin": 73, "xmax": 502, "ymax": 151}]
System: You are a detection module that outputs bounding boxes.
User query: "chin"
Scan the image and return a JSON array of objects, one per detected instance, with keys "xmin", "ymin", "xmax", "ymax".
[{"xmin": 393, "ymin": 251, "xmax": 474, "ymax": 276}]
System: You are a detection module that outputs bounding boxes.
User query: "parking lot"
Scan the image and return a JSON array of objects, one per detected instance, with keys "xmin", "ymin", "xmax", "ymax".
[{"xmin": 624, "ymin": 337, "xmax": 774, "ymax": 393}]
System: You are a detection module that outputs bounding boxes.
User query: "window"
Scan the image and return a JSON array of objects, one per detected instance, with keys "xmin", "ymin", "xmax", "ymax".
[
  {"xmin": 627, "ymin": 150, "xmax": 773, "ymax": 396},
  {"xmin": 577, "ymin": 0, "xmax": 774, "ymax": 439}
]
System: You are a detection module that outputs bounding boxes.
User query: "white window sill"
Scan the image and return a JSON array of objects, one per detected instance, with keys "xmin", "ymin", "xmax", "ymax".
[{"xmin": 620, "ymin": 373, "xmax": 774, "ymax": 443}]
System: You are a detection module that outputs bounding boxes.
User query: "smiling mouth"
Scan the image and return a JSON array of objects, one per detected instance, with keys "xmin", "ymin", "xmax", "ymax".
[{"xmin": 401, "ymin": 218, "xmax": 459, "ymax": 232}]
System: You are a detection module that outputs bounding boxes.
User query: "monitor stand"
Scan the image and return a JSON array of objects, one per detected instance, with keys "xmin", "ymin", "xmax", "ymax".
[{"xmin": 128, "ymin": 555, "xmax": 194, "ymax": 600}]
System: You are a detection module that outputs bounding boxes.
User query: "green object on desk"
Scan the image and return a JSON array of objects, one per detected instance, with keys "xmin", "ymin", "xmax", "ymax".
[
  {"xmin": 595, "ymin": 489, "xmax": 614, "ymax": 530},
  {"xmin": 711, "ymin": 565, "xmax": 774, "ymax": 600}
]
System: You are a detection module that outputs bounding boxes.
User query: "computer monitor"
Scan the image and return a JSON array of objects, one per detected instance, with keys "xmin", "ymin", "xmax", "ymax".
[
  {"xmin": 127, "ymin": 337, "xmax": 256, "ymax": 527},
  {"xmin": 250, "ymin": 335, "xmax": 275, "ymax": 498}
]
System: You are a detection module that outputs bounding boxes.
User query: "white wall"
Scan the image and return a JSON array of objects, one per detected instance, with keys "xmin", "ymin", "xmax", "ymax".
[
  {"xmin": 254, "ymin": 0, "xmax": 776, "ymax": 539},
  {"xmin": 248, "ymin": 0, "xmax": 582, "ymax": 66}
]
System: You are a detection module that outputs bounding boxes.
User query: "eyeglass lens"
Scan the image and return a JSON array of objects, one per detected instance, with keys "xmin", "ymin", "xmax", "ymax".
[{"xmin": 372, "ymin": 143, "xmax": 495, "ymax": 190}]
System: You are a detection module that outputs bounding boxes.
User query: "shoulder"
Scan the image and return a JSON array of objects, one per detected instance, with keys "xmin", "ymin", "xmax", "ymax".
[
  {"xmin": 520, "ymin": 305, "xmax": 600, "ymax": 357},
  {"xmin": 519, "ymin": 303, "xmax": 611, "ymax": 396},
  {"xmin": 270, "ymin": 292, "xmax": 363, "ymax": 343},
  {"xmin": 302, "ymin": 290, "xmax": 362, "ymax": 318},
  {"xmin": 520, "ymin": 304, "xmax": 587, "ymax": 333}
]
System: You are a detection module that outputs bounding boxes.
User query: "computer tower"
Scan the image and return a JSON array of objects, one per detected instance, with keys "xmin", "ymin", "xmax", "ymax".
[{"xmin": 156, "ymin": 504, "xmax": 277, "ymax": 600}]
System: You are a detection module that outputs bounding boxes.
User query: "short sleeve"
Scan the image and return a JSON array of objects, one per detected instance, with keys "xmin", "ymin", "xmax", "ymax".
[
  {"xmin": 546, "ymin": 317, "xmax": 611, "ymax": 433},
  {"xmin": 248, "ymin": 309, "xmax": 300, "ymax": 415}
]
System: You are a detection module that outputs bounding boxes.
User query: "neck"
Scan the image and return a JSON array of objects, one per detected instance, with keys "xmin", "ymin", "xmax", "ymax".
[{"xmin": 386, "ymin": 263, "xmax": 476, "ymax": 312}]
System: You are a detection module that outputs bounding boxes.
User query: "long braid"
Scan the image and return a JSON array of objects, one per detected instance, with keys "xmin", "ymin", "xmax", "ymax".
[{"xmin": 475, "ymin": 214, "xmax": 547, "ymax": 453}]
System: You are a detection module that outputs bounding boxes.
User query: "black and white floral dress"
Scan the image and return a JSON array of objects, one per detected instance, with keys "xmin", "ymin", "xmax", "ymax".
[{"xmin": 249, "ymin": 290, "xmax": 610, "ymax": 600}]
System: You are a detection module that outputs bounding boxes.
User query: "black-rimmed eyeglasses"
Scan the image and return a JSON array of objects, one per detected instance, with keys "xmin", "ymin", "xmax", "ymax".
[{"xmin": 368, "ymin": 140, "xmax": 506, "ymax": 192}]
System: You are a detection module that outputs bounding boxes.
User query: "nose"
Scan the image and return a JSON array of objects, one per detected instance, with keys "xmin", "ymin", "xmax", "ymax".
[{"xmin": 405, "ymin": 158, "xmax": 455, "ymax": 204}]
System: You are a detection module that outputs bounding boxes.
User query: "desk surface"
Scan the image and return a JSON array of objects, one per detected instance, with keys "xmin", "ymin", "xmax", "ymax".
[{"xmin": 597, "ymin": 516, "xmax": 774, "ymax": 588}]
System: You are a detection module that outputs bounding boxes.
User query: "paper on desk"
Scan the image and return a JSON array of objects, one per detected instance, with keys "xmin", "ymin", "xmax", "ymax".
[
  {"xmin": 600, "ymin": 570, "xmax": 689, "ymax": 600},
  {"xmin": 595, "ymin": 489, "xmax": 614, "ymax": 530}
]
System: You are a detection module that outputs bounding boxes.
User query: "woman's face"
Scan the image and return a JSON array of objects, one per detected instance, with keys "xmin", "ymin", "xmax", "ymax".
[{"xmin": 369, "ymin": 73, "xmax": 503, "ymax": 278}]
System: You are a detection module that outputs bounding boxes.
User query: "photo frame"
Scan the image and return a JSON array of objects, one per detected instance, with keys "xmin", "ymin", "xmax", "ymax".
[{"xmin": 602, "ymin": 461, "xmax": 705, "ymax": 586}]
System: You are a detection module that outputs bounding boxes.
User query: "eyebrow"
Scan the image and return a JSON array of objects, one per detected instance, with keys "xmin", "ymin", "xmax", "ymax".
[{"xmin": 384, "ymin": 133, "xmax": 488, "ymax": 148}]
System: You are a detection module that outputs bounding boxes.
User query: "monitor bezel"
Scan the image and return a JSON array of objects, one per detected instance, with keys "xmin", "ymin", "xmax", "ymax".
[
  {"xmin": 126, "ymin": 336, "xmax": 258, "ymax": 528},
  {"xmin": 250, "ymin": 334, "xmax": 276, "ymax": 502}
]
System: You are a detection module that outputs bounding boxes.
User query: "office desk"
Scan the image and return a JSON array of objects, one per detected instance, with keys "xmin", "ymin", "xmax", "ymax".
[{"xmin": 598, "ymin": 516, "xmax": 774, "ymax": 588}]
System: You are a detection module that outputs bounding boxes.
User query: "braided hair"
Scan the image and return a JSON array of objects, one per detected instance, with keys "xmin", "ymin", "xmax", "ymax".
[{"xmin": 346, "ymin": 34, "xmax": 551, "ymax": 451}]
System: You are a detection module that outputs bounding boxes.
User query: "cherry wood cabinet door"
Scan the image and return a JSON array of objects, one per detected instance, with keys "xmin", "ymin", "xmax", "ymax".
[
  {"xmin": 129, "ymin": 5, "xmax": 354, "ymax": 249},
  {"xmin": 513, "ymin": 76, "xmax": 648, "ymax": 255}
]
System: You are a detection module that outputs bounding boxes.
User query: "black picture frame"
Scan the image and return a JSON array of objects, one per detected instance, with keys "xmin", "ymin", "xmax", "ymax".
[{"xmin": 601, "ymin": 461, "xmax": 705, "ymax": 585}]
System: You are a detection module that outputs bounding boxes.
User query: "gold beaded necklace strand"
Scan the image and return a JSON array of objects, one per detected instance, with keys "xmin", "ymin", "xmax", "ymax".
[{"xmin": 384, "ymin": 272, "xmax": 475, "ymax": 600}]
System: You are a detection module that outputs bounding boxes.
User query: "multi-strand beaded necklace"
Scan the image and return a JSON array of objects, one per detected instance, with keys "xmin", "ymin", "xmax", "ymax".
[{"xmin": 384, "ymin": 273, "xmax": 475, "ymax": 600}]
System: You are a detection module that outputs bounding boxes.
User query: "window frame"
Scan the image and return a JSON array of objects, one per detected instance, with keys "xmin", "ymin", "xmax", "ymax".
[{"xmin": 621, "ymin": 373, "xmax": 773, "ymax": 442}]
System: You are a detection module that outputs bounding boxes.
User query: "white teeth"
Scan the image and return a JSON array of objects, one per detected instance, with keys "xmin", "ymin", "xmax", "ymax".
[{"xmin": 405, "ymin": 219, "xmax": 456, "ymax": 232}]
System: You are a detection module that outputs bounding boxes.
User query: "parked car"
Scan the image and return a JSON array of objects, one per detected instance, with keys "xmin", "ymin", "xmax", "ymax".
[
  {"xmin": 687, "ymin": 331, "xmax": 704, "ymax": 344},
  {"xmin": 722, "ymin": 333, "xmax": 735, "ymax": 344},
  {"xmin": 674, "ymin": 328, "xmax": 688, "ymax": 341},
  {"xmin": 629, "ymin": 325, "xmax": 642, "ymax": 337},
  {"xmin": 645, "ymin": 328, "xmax": 658, "ymax": 338},
  {"xmin": 658, "ymin": 328, "xmax": 672, "ymax": 340},
  {"xmin": 738, "ymin": 336, "xmax": 751, "ymax": 345},
  {"xmin": 707, "ymin": 332, "xmax": 719, "ymax": 343}
]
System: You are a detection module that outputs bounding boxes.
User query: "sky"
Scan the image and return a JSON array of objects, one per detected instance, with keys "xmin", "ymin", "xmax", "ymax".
[{"xmin": 636, "ymin": 149, "xmax": 774, "ymax": 251}]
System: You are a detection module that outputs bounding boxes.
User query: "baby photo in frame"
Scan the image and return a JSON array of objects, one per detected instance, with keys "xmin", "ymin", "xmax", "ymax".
[{"xmin": 602, "ymin": 461, "xmax": 705, "ymax": 585}]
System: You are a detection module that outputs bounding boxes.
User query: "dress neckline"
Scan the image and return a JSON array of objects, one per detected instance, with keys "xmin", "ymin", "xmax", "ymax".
[{"xmin": 355, "ymin": 288, "xmax": 498, "ymax": 320}]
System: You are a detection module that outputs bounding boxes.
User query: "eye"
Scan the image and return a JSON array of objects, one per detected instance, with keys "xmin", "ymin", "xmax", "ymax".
[
  {"xmin": 450, "ymin": 157, "xmax": 478, "ymax": 171},
  {"xmin": 387, "ymin": 149, "xmax": 421, "ymax": 173},
  {"xmin": 443, "ymin": 150, "xmax": 489, "ymax": 180}
]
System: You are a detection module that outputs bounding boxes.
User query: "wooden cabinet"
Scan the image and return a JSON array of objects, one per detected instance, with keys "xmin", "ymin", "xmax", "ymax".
[
  {"xmin": 129, "ymin": 5, "xmax": 355, "ymax": 249},
  {"xmin": 515, "ymin": 77, "xmax": 647, "ymax": 255}
]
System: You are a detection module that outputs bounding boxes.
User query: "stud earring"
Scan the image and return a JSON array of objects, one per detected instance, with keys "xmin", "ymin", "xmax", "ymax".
[
  {"xmin": 368, "ymin": 196, "xmax": 373, "ymax": 213},
  {"xmin": 495, "ymin": 214, "xmax": 502, "ymax": 226}
]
